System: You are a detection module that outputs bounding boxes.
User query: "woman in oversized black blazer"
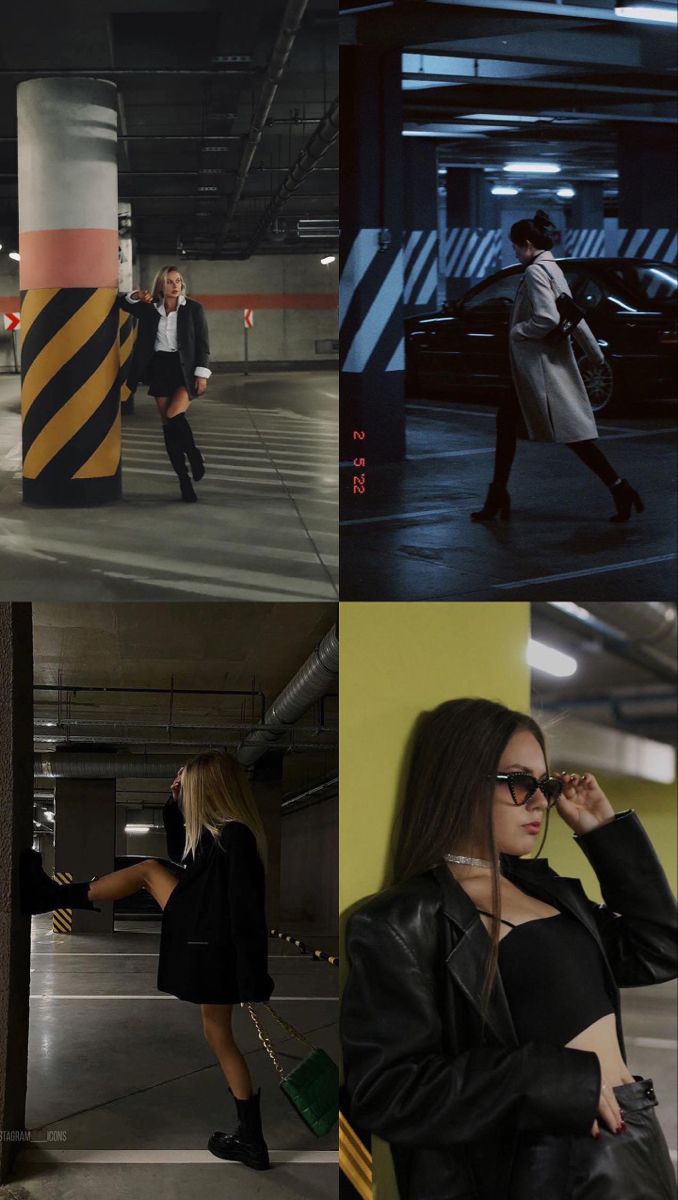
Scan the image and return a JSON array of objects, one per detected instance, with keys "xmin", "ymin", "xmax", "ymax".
[
  {"xmin": 340, "ymin": 699, "xmax": 677, "ymax": 1200},
  {"xmin": 21, "ymin": 749, "xmax": 274, "ymax": 1172},
  {"xmin": 119, "ymin": 265, "xmax": 211, "ymax": 503}
]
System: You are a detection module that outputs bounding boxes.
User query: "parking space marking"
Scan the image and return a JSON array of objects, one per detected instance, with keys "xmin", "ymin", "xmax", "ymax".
[
  {"xmin": 341, "ymin": 507, "xmax": 455, "ymax": 527},
  {"xmin": 21, "ymin": 1149, "xmax": 338, "ymax": 1164},
  {"xmin": 492, "ymin": 554, "xmax": 677, "ymax": 590},
  {"xmin": 625, "ymin": 1037, "xmax": 678, "ymax": 1049}
]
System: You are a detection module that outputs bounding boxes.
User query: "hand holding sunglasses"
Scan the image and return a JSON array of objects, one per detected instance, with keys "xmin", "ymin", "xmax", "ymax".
[{"xmin": 552, "ymin": 770, "xmax": 616, "ymax": 835}]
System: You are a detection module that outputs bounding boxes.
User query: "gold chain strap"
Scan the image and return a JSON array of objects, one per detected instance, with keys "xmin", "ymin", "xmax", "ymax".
[{"xmin": 244, "ymin": 1002, "xmax": 315, "ymax": 1080}]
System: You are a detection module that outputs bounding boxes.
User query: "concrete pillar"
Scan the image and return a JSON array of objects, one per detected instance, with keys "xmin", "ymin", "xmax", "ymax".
[
  {"xmin": 445, "ymin": 168, "xmax": 501, "ymax": 299},
  {"xmin": 55, "ymin": 778, "xmax": 116, "ymax": 934},
  {"xmin": 18, "ymin": 78, "xmax": 121, "ymax": 506},
  {"xmin": 0, "ymin": 604, "xmax": 33, "ymax": 1184},
  {"xmin": 340, "ymin": 45, "xmax": 406, "ymax": 469},
  {"xmin": 251, "ymin": 754, "xmax": 283, "ymax": 930},
  {"xmin": 564, "ymin": 184, "xmax": 605, "ymax": 258},
  {"xmin": 617, "ymin": 127, "xmax": 677, "ymax": 261},
  {"xmin": 403, "ymin": 139, "xmax": 439, "ymax": 317}
]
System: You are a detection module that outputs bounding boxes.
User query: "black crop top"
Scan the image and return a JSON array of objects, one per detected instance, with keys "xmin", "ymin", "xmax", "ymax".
[{"xmin": 477, "ymin": 906, "xmax": 614, "ymax": 1045}]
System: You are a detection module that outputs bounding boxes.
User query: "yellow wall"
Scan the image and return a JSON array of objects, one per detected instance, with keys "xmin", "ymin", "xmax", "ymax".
[
  {"xmin": 540, "ymin": 773, "xmax": 677, "ymax": 902},
  {"xmin": 339, "ymin": 601, "xmax": 531, "ymax": 1200}
]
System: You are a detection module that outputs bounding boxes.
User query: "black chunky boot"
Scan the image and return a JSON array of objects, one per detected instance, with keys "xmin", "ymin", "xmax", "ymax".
[
  {"xmin": 207, "ymin": 1088, "xmax": 270, "ymax": 1170},
  {"xmin": 471, "ymin": 482, "xmax": 511, "ymax": 522},
  {"xmin": 610, "ymin": 478, "xmax": 645, "ymax": 523},
  {"xmin": 173, "ymin": 413, "xmax": 205, "ymax": 482},
  {"xmin": 163, "ymin": 420, "xmax": 197, "ymax": 502},
  {"xmin": 20, "ymin": 849, "xmax": 102, "ymax": 916}
]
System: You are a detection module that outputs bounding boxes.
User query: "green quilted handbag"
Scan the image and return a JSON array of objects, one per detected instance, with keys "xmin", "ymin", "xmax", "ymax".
[{"xmin": 245, "ymin": 1002, "xmax": 339, "ymax": 1137}]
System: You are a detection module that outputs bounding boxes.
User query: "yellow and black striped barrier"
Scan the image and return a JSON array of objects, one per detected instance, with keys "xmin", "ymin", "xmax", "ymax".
[
  {"xmin": 20, "ymin": 287, "xmax": 121, "ymax": 506},
  {"xmin": 340, "ymin": 1108, "xmax": 373, "ymax": 1200},
  {"xmin": 119, "ymin": 308, "xmax": 138, "ymax": 415},
  {"xmin": 52, "ymin": 871, "xmax": 74, "ymax": 934},
  {"xmin": 269, "ymin": 928, "xmax": 339, "ymax": 966}
]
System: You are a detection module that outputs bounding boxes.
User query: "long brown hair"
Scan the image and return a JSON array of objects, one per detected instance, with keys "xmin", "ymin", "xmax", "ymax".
[
  {"xmin": 391, "ymin": 698, "xmax": 549, "ymax": 1020},
  {"xmin": 179, "ymin": 750, "xmax": 267, "ymax": 868}
]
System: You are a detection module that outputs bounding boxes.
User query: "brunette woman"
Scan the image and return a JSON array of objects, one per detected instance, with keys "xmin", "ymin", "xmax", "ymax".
[
  {"xmin": 120, "ymin": 266, "xmax": 210, "ymax": 502},
  {"xmin": 472, "ymin": 211, "xmax": 644, "ymax": 524},
  {"xmin": 21, "ymin": 750, "xmax": 274, "ymax": 1171},
  {"xmin": 341, "ymin": 698, "xmax": 677, "ymax": 1199}
]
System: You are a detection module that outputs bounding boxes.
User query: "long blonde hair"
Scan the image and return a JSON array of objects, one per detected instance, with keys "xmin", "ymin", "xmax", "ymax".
[
  {"xmin": 179, "ymin": 750, "xmax": 267, "ymax": 868},
  {"xmin": 151, "ymin": 265, "xmax": 187, "ymax": 304}
]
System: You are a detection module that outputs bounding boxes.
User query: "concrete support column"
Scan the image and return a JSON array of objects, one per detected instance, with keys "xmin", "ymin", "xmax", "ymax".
[
  {"xmin": 0, "ymin": 604, "xmax": 33, "ymax": 1184},
  {"xmin": 403, "ymin": 139, "xmax": 439, "ymax": 316},
  {"xmin": 617, "ymin": 128, "xmax": 677, "ymax": 261},
  {"xmin": 445, "ymin": 168, "xmax": 501, "ymax": 299},
  {"xmin": 18, "ymin": 78, "xmax": 121, "ymax": 506},
  {"xmin": 55, "ymin": 778, "xmax": 116, "ymax": 934},
  {"xmin": 251, "ymin": 754, "xmax": 283, "ymax": 930},
  {"xmin": 340, "ymin": 45, "xmax": 405, "ymax": 471},
  {"xmin": 565, "ymin": 184, "xmax": 605, "ymax": 257}
]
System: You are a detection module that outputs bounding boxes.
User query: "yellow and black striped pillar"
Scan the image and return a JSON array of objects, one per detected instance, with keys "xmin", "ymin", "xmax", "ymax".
[
  {"xmin": 340, "ymin": 1104, "xmax": 373, "ymax": 1200},
  {"xmin": 52, "ymin": 871, "xmax": 74, "ymax": 935},
  {"xmin": 17, "ymin": 77, "xmax": 122, "ymax": 506},
  {"xmin": 119, "ymin": 309, "xmax": 138, "ymax": 416}
]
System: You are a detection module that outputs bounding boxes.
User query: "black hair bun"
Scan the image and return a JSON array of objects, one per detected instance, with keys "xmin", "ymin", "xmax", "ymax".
[{"xmin": 534, "ymin": 209, "xmax": 555, "ymax": 230}]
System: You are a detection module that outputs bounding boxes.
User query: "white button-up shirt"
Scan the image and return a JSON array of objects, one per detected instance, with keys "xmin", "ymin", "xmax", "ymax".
[{"xmin": 125, "ymin": 292, "xmax": 211, "ymax": 378}]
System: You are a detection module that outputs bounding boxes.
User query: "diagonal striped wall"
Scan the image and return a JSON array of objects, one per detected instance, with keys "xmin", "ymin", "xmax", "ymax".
[
  {"xmin": 403, "ymin": 229, "xmax": 439, "ymax": 312},
  {"xmin": 340, "ymin": 228, "xmax": 405, "ymax": 376},
  {"xmin": 444, "ymin": 227, "xmax": 503, "ymax": 284}
]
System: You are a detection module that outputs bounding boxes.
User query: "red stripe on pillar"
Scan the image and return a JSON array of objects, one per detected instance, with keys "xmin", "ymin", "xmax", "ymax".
[{"xmin": 19, "ymin": 229, "xmax": 119, "ymax": 289}]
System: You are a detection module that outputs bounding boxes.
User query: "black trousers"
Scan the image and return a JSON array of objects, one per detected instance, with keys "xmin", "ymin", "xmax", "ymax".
[
  {"xmin": 493, "ymin": 388, "xmax": 620, "ymax": 490},
  {"xmin": 509, "ymin": 1077, "xmax": 676, "ymax": 1200}
]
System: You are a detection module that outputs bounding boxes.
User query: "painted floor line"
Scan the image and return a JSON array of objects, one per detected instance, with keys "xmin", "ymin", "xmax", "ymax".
[
  {"xmin": 492, "ymin": 554, "xmax": 678, "ymax": 590},
  {"xmin": 341, "ymin": 506, "xmax": 454, "ymax": 527},
  {"xmin": 29, "ymin": 952, "xmax": 308, "ymax": 958},
  {"xmin": 29, "ymin": 994, "xmax": 338, "ymax": 1000},
  {"xmin": 625, "ymin": 1036, "xmax": 678, "ymax": 1049},
  {"xmin": 20, "ymin": 1148, "xmax": 338, "ymax": 1165}
]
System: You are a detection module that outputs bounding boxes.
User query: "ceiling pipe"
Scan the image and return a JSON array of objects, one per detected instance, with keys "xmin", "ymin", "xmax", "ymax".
[
  {"xmin": 245, "ymin": 96, "xmax": 339, "ymax": 256},
  {"xmin": 236, "ymin": 625, "xmax": 339, "ymax": 767},
  {"xmin": 214, "ymin": 0, "xmax": 310, "ymax": 250},
  {"xmin": 537, "ymin": 602, "xmax": 677, "ymax": 684},
  {"xmin": 34, "ymin": 740, "xmax": 335, "ymax": 779}
]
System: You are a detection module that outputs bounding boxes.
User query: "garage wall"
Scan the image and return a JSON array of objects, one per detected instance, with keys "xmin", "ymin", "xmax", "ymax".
[
  {"xmin": 138, "ymin": 253, "xmax": 339, "ymax": 369},
  {"xmin": 279, "ymin": 794, "xmax": 338, "ymax": 937},
  {"xmin": 0, "ymin": 255, "xmax": 20, "ymax": 374}
]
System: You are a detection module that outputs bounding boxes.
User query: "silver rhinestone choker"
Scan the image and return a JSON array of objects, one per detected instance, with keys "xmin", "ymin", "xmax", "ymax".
[{"xmin": 444, "ymin": 853, "xmax": 492, "ymax": 869}]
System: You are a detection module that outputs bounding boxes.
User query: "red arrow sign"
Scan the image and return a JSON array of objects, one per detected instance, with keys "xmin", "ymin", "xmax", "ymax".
[
  {"xmin": 243, "ymin": 308, "xmax": 254, "ymax": 329},
  {"xmin": 3, "ymin": 312, "xmax": 20, "ymax": 332}
]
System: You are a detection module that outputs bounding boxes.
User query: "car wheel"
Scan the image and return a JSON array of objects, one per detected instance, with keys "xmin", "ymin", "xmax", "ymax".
[{"xmin": 577, "ymin": 352, "xmax": 614, "ymax": 413}]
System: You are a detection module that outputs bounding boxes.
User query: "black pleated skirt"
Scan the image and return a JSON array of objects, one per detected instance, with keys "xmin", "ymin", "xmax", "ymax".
[{"xmin": 146, "ymin": 351, "xmax": 187, "ymax": 398}]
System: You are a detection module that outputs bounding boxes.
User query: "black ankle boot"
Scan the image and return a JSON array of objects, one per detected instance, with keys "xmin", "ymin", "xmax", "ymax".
[
  {"xmin": 174, "ymin": 413, "xmax": 205, "ymax": 482},
  {"xmin": 471, "ymin": 482, "xmax": 511, "ymax": 522},
  {"xmin": 207, "ymin": 1088, "xmax": 270, "ymax": 1171},
  {"xmin": 609, "ymin": 479, "xmax": 645, "ymax": 523},
  {"xmin": 20, "ymin": 849, "xmax": 102, "ymax": 916},
  {"xmin": 163, "ymin": 421, "xmax": 197, "ymax": 502}
]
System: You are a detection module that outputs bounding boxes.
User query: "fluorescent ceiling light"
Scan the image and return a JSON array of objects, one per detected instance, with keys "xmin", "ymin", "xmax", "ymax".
[
  {"xmin": 403, "ymin": 129, "xmax": 481, "ymax": 138},
  {"xmin": 9, "ymin": 251, "xmax": 20, "ymax": 261},
  {"xmin": 527, "ymin": 637, "xmax": 578, "ymax": 678},
  {"xmin": 557, "ymin": 187, "xmax": 576, "ymax": 198},
  {"xmin": 466, "ymin": 113, "xmax": 542, "ymax": 124},
  {"xmin": 492, "ymin": 185, "xmax": 520, "ymax": 195},
  {"xmin": 616, "ymin": 4, "xmax": 677, "ymax": 20},
  {"xmin": 505, "ymin": 162, "xmax": 561, "ymax": 174},
  {"xmin": 320, "ymin": 255, "xmax": 336, "ymax": 265},
  {"xmin": 125, "ymin": 824, "xmax": 151, "ymax": 834}
]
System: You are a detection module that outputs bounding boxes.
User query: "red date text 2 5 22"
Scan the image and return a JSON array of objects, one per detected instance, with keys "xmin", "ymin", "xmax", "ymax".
[{"xmin": 353, "ymin": 430, "xmax": 366, "ymax": 495}]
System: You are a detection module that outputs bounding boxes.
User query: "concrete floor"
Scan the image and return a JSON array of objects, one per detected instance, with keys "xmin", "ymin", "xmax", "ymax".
[
  {"xmin": 0, "ymin": 371, "xmax": 338, "ymax": 601},
  {"xmin": 340, "ymin": 400, "xmax": 677, "ymax": 600},
  {"xmin": 2, "ymin": 914, "xmax": 338, "ymax": 1199}
]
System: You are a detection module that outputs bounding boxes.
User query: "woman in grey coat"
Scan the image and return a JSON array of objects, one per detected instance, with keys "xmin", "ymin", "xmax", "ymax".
[{"xmin": 472, "ymin": 211, "xmax": 644, "ymax": 524}]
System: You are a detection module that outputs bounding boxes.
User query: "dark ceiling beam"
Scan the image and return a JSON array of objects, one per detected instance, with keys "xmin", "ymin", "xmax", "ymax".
[
  {"xmin": 403, "ymin": 75, "xmax": 676, "ymax": 99},
  {"xmin": 215, "ymin": 0, "xmax": 310, "ymax": 247},
  {"xmin": 0, "ymin": 67, "xmax": 252, "ymax": 77},
  {"xmin": 245, "ymin": 96, "xmax": 339, "ymax": 256}
]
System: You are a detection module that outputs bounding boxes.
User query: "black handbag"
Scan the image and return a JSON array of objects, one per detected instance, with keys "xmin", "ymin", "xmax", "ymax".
[{"xmin": 535, "ymin": 264, "xmax": 586, "ymax": 341}]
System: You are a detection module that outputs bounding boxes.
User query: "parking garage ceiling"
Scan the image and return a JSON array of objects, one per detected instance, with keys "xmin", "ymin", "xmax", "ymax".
[
  {"xmin": 31, "ymin": 602, "xmax": 338, "ymax": 823},
  {"xmin": 0, "ymin": 1, "xmax": 338, "ymax": 259},
  {"xmin": 342, "ymin": 0, "xmax": 676, "ymax": 205}
]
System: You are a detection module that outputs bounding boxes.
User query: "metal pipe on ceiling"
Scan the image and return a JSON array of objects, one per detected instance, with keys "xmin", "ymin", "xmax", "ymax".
[
  {"xmin": 537, "ymin": 602, "xmax": 677, "ymax": 684},
  {"xmin": 237, "ymin": 625, "xmax": 339, "ymax": 767},
  {"xmin": 214, "ymin": 0, "xmax": 310, "ymax": 249},
  {"xmin": 246, "ymin": 96, "xmax": 339, "ymax": 256},
  {"xmin": 34, "ymin": 741, "xmax": 334, "ymax": 779}
]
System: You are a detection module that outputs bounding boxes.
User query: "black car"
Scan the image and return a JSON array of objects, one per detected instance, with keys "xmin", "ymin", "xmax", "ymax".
[{"xmin": 405, "ymin": 258, "xmax": 677, "ymax": 412}]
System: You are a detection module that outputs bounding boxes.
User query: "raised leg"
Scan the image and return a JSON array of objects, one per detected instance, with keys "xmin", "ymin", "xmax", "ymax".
[{"xmin": 88, "ymin": 859, "xmax": 179, "ymax": 911}]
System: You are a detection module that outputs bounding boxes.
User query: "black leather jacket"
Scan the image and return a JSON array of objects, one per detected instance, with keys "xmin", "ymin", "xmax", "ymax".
[{"xmin": 341, "ymin": 811, "xmax": 678, "ymax": 1200}]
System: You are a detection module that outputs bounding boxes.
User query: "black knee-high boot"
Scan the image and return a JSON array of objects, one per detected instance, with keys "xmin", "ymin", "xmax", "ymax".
[
  {"xmin": 172, "ymin": 413, "xmax": 205, "ymax": 482},
  {"xmin": 207, "ymin": 1088, "xmax": 270, "ymax": 1171},
  {"xmin": 471, "ymin": 395, "xmax": 517, "ymax": 521},
  {"xmin": 20, "ymin": 849, "xmax": 102, "ymax": 916},
  {"xmin": 163, "ymin": 419, "xmax": 197, "ymax": 502}
]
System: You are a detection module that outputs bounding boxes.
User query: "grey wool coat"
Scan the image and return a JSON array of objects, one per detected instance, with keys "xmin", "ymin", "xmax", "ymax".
[
  {"xmin": 156, "ymin": 794, "xmax": 274, "ymax": 1005},
  {"xmin": 509, "ymin": 250, "xmax": 603, "ymax": 443}
]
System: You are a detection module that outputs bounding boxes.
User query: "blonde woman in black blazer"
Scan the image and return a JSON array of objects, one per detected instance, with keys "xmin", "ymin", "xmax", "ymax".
[{"xmin": 119, "ymin": 265, "xmax": 211, "ymax": 503}]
